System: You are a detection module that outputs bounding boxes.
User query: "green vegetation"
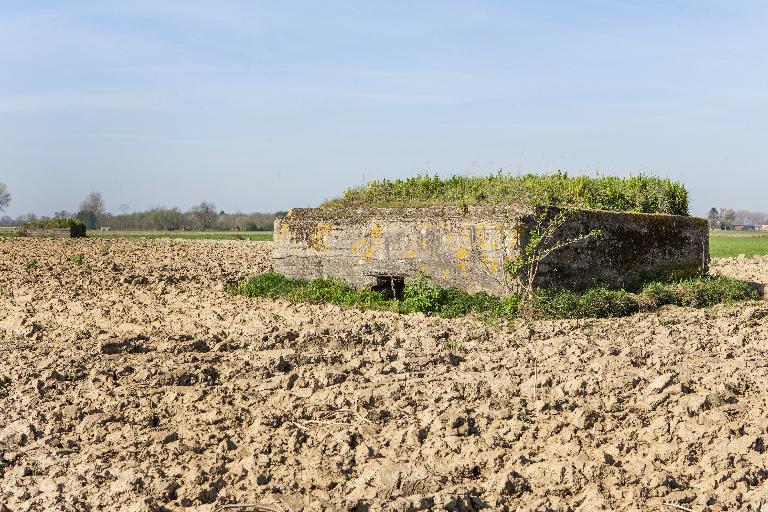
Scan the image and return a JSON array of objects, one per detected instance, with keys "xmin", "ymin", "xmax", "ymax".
[
  {"xmin": 71, "ymin": 253, "xmax": 84, "ymax": 266},
  {"xmin": 710, "ymin": 231, "xmax": 768, "ymax": 259},
  {"xmin": 324, "ymin": 172, "xmax": 689, "ymax": 216},
  {"xmin": 230, "ymin": 272, "xmax": 757, "ymax": 320},
  {"xmin": 20, "ymin": 217, "xmax": 86, "ymax": 237},
  {"xmin": 229, "ymin": 272, "xmax": 518, "ymax": 318},
  {"xmin": 0, "ymin": 230, "xmax": 19, "ymax": 237},
  {"xmin": 25, "ymin": 258, "xmax": 38, "ymax": 269},
  {"xmin": 87, "ymin": 230, "xmax": 273, "ymax": 241},
  {"xmin": 637, "ymin": 277, "xmax": 759, "ymax": 308}
]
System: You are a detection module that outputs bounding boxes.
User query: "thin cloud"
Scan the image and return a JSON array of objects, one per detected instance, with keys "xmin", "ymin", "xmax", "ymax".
[{"xmin": 0, "ymin": 92, "xmax": 155, "ymax": 113}]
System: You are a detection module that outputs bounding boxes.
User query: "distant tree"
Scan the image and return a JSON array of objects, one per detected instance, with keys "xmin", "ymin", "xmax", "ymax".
[
  {"xmin": 151, "ymin": 208, "xmax": 183, "ymax": 230},
  {"xmin": 76, "ymin": 210, "xmax": 98, "ymax": 229},
  {"xmin": 17, "ymin": 213, "xmax": 37, "ymax": 223},
  {"xmin": 79, "ymin": 191, "xmax": 106, "ymax": 225},
  {"xmin": 119, "ymin": 203, "xmax": 130, "ymax": 215},
  {"xmin": 0, "ymin": 182, "xmax": 10, "ymax": 212},
  {"xmin": 191, "ymin": 201, "xmax": 218, "ymax": 230},
  {"xmin": 241, "ymin": 220, "xmax": 259, "ymax": 231},
  {"xmin": 720, "ymin": 208, "xmax": 736, "ymax": 228},
  {"xmin": 275, "ymin": 210, "xmax": 288, "ymax": 218},
  {"xmin": 733, "ymin": 209, "xmax": 768, "ymax": 226},
  {"xmin": 707, "ymin": 207, "xmax": 720, "ymax": 230}
]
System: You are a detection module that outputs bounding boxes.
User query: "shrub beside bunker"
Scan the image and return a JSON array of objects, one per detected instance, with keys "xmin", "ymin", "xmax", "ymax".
[{"xmin": 229, "ymin": 272, "xmax": 758, "ymax": 320}]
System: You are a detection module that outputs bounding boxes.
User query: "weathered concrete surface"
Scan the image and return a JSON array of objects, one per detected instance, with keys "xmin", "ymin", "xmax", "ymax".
[
  {"xmin": 528, "ymin": 207, "xmax": 709, "ymax": 290},
  {"xmin": 20, "ymin": 227, "xmax": 78, "ymax": 238},
  {"xmin": 273, "ymin": 206, "xmax": 709, "ymax": 294}
]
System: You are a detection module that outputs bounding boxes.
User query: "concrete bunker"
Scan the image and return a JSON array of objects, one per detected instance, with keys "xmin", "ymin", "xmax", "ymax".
[
  {"xmin": 272, "ymin": 205, "xmax": 709, "ymax": 295},
  {"xmin": 19, "ymin": 219, "xmax": 87, "ymax": 238}
]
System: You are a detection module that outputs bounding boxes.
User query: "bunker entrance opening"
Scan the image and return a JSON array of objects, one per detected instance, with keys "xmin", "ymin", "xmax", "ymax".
[{"xmin": 372, "ymin": 275, "xmax": 405, "ymax": 300}]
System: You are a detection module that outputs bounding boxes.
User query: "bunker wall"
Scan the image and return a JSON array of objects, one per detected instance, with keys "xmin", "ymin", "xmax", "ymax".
[
  {"xmin": 272, "ymin": 206, "xmax": 709, "ymax": 295},
  {"xmin": 528, "ymin": 207, "xmax": 709, "ymax": 290},
  {"xmin": 21, "ymin": 227, "xmax": 81, "ymax": 238}
]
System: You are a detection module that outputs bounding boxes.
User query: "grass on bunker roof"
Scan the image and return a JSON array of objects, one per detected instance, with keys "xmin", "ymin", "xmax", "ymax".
[{"xmin": 322, "ymin": 172, "xmax": 690, "ymax": 216}]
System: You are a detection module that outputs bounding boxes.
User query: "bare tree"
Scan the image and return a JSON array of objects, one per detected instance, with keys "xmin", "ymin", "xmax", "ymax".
[
  {"xmin": 79, "ymin": 191, "xmax": 106, "ymax": 218},
  {"xmin": 191, "ymin": 201, "xmax": 218, "ymax": 230},
  {"xmin": 734, "ymin": 209, "xmax": 768, "ymax": 226},
  {"xmin": 0, "ymin": 182, "xmax": 10, "ymax": 212},
  {"xmin": 119, "ymin": 203, "xmax": 130, "ymax": 215},
  {"xmin": 720, "ymin": 208, "xmax": 736, "ymax": 228}
]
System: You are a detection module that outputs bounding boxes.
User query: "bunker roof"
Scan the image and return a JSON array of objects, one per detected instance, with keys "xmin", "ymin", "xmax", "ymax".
[{"xmin": 322, "ymin": 172, "xmax": 689, "ymax": 216}]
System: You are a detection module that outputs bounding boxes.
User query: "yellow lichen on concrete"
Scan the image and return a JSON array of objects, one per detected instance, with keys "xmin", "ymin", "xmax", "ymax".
[
  {"xmin": 405, "ymin": 247, "xmax": 417, "ymax": 258},
  {"xmin": 276, "ymin": 221, "xmax": 290, "ymax": 242},
  {"xmin": 455, "ymin": 246, "xmax": 469, "ymax": 260},
  {"xmin": 417, "ymin": 221, "xmax": 434, "ymax": 233},
  {"xmin": 358, "ymin": 223, "xmax": 383, "ymax": 259},
  {"xmin": 310, "ymin": 223, "xmax": 331, "ymax": 251},
  {"xmin": 481, "ymin": 254, "xmax": 499, "ymax": 273},
  {"xmin": 351, "ymin": 237, "xmax": 370, "ymax": 256}
]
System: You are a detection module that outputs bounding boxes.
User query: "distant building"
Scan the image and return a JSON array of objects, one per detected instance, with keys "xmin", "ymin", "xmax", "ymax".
[
  {"xmin": 757, "ymin": 225, "xmax": 768, "ymax": 231},
  {"xmin": 733, "ymin": 225, "xmax": 756, "ymax": 231}
]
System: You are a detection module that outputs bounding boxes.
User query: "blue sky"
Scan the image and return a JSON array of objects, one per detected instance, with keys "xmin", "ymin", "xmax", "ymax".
[{"xmin": 1, "ymin": 1, "xmax": 766, "ymax": 217}]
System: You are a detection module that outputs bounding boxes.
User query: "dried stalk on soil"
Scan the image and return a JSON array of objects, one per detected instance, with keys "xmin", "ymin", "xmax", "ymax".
[
  {"xmin": 662, "ymin": 503, "xmax": 696, "ymax": 512},
  {"xmin": 289, "ymin": 403, "xmax": 377, "ymax": 432},
  {"xmin": 215, "ymin": 500, "xmax": 293, "ymax": 512}
]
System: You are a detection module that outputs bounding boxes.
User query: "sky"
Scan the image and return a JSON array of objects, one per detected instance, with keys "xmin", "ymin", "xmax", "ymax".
[{"xmin": 1, "ymin": 0, "xmax": 767, "ymax": 218}]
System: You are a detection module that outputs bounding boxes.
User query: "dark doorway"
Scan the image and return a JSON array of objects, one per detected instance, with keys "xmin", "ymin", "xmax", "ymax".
[{"xmin": 372, "ymin": 275, "xmax": 405, "ymax": 300}]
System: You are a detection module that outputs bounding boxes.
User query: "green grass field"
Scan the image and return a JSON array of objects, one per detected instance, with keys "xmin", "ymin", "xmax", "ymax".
[
  {"xmin": 86, "ymin": 230, "xmax": 273, "ymax": 241},
  {"xmin": 709, "ymin": 231, "xmax": 768, "ymax": 259}
]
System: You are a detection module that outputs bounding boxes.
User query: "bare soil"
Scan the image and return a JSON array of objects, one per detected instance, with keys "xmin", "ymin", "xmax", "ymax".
[{"xmin": 1, "ymin": 239, "xmax": 768, "ymax": 511}]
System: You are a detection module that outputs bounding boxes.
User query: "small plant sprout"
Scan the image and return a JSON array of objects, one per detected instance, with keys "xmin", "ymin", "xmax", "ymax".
[
  {"xmin": 26, "ymin": 258, "xmax": 38, "ymax": 269},
  {"xmin": 506, "ymin": 208, "xmax": 603, "ymax": 304},
  {"xmin": 72, "ymin": 253, "xmax": 84, "ymax": 266}
]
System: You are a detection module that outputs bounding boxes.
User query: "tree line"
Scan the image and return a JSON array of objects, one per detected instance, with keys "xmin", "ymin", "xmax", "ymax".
[
  {"xmin": 708, "ymin": 207, "xmax": 768, "ymax": 229},
  {"xmin": 0, "ymin": 188, "xmax": 281, "ymax": 231}
]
